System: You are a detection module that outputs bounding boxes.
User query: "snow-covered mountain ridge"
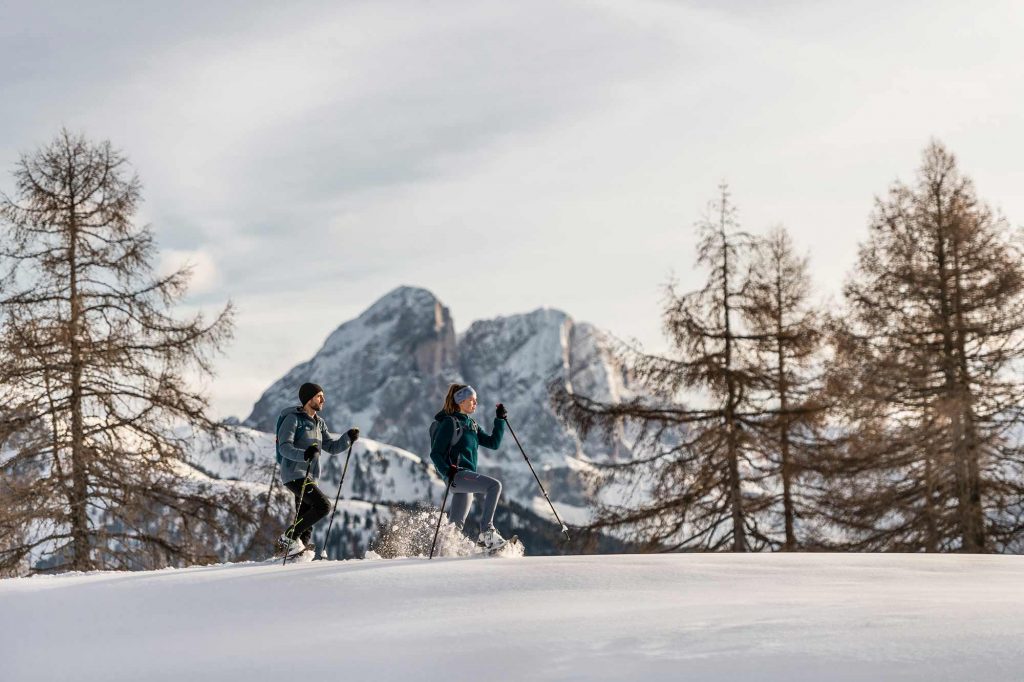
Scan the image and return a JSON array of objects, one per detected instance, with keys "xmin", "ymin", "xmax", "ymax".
[{"xmin": 5, "ymin": 553, "xmax": 1022, "ymax": 682}]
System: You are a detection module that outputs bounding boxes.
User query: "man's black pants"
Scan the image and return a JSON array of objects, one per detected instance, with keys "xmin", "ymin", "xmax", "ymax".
[{"xmin": 284, "ymin": 477, "xmax": 332, "ymax": 544}]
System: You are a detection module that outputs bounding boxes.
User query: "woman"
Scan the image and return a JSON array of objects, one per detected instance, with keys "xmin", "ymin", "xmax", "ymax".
[{"xmin": 429, "ymin": 383, "xmax": 509, "ymax": 549}]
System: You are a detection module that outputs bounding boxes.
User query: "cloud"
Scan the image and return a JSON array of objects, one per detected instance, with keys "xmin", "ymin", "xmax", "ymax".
[{"xmin": 2, "ymin": 0, "xmax": 1023, "ymax": 419}]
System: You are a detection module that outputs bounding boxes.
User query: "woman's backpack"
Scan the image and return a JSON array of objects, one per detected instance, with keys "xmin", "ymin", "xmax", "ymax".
[{"xmin": 429, "ymin": 415, "xmax": 463, "ymax": 460}]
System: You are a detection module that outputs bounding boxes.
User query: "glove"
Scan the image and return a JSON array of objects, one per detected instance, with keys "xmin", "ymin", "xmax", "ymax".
[
  {"xmin": 446, "ymin": 463, "xmax": 459, "ymax": 484},
  {"xmin": 303, "ymin": 444, "xmax": 320, "ymax": 462},
  {"xmin": 496, "ymin": 403, "xmax": 508, "ymax": 420},
  {"xmin": 347, "ymin": 427, "xmax": 360, "ymax": 443}
]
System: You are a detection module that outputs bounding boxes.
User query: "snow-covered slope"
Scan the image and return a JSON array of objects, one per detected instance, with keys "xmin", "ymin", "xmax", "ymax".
[{"xmin": 4, "ymin": 553, "xmax": 1022, "ymax": 682}]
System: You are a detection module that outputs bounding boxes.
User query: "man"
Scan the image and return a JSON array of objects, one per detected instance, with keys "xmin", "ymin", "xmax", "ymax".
[{"xmin": 275, "ymin": 382, "xmax": 360, "ymax": 559}]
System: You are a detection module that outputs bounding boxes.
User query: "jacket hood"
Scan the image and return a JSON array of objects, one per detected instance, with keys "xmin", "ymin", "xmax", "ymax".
[
  {"xmin": 434, "ymin": 410, "xmax": 470, "ymax": 422},
  {"xmin": 280, "ymin": 405, "xmax": 316, "ymax": 421}
]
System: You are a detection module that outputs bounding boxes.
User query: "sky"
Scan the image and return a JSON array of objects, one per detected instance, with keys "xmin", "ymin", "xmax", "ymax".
[{"xmin": 1, "ymin": 0, "xmax": 1022, "ymax": 419}]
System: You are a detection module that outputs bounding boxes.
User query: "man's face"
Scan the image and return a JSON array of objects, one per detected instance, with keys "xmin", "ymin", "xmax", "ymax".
[{"xmin": 309, "ymin": 392, "xmax": 325, "ymax": 412}]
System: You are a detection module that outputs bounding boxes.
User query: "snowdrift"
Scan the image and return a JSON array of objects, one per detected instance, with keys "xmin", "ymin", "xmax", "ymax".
[{"xmin": 2, "ymin": 553, "xmax": 1022, "ymax": 681}]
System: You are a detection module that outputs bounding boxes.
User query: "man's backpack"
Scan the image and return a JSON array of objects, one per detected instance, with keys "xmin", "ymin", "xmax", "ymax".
[
  {"xmin": 429, "ymin": 415, "xmax": 463, "ymax": 463},
  {"xmin": 274, "ymin": 408, "xmax": 302, "ymax": 465}
]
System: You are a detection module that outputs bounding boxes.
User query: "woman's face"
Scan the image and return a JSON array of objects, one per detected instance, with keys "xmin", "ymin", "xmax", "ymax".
[{"xmin": 457, "ymin": 395, "xmax": 477, "ymax": 414}]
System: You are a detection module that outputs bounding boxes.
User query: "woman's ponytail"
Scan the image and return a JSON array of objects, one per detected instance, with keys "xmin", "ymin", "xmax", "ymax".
[{"xmin": 442, "ymin": 383, "xmax": 467, "ymax": 414}]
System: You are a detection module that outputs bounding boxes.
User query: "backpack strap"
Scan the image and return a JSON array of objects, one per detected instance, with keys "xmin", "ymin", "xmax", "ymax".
[
  {"xmin": 275, "ymin": 408, "xmax": 304, "ymax": 464},
  {"xmin": 449, "ymin": 416, "xmax": 462, "ymax": 449},
  {"xmin": 443, "ymin": 415, "xmax": 464, "ymax": 469}
]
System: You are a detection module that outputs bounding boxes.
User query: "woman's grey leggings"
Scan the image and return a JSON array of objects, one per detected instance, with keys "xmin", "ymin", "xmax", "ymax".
[{"xmin": 448, "ymin": 470, "xmax": 502, "ymax": 533}]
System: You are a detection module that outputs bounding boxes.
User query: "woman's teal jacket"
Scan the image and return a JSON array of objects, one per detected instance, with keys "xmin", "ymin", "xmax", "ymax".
[{"xmin": 429, "ymin": 410, "xmax": 505, "ymax": 478}]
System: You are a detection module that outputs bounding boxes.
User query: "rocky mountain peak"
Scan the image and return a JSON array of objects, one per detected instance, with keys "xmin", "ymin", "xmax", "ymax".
[
  {"xmin": 244, "ymin": 286, "xmax": 634, "ymax": 514},
  {"xmin": 245, "ymin": 286, "xmax": 457, "ymax": 444}
]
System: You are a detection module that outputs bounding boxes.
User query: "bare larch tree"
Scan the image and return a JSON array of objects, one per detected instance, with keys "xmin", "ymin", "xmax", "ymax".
[
  {"xmin": 828, "ymin": 141, "xmax": 1024, "ymax": 553},
  {"xmin": 0, "ymin": 130, "xmax": 255, "ymax": 574},
  {"xmin": 555, "ymin": 185, "xmax": 775, "ymax": 551},
  {"xmin": 741, "ymin": 226, "xmax": 828, "ymax": 550}
]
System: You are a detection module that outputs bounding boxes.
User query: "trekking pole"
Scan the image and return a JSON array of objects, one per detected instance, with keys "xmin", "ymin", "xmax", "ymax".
[
  {"xmin": 429, "ymin": 474, "xmax": 455, "ymax": 560},
  {"xmin": 282, "ymin": 458, "xmax": 315, "ymax": 567},
  {"xmin": 317, "ymin": 442, "xmax": 355, "ymax": 561},
  {"xmin": 504, "ymin": 418, "xmax": 571, "ymax": 540}
]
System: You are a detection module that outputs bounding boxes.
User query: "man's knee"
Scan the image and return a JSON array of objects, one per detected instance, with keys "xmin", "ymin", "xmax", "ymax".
[{"xmin": 311, "ymin": 490, "xmax": 331, "ymax": 518}]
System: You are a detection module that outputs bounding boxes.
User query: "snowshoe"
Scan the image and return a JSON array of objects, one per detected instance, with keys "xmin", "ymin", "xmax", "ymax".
[
  {"xmin": 489, "ymin": 535, "xmax": 521, "ymax": 556},
  {"xmin": 477, "ymin": 527, "xmax": 508, "ymax": 550},
  {"xmin": 477, "ymin": 533, "xmax": 520, "ymax": 556},
  {"xmin": 283, "ymin": 549, "xmax": 315, "ymax": 564},
  {"xmin": 274, "ymin": 534, "xmax": 307, "ymax": 559}
]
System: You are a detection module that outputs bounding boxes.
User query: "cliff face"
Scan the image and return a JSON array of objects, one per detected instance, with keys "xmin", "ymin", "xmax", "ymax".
[
  {"xmin": 245, "ymin": 286, "xmax": 458, "ymax": 453},
  {"xmin": 243, "ymin": 286, "xmax": 635, "ymax": 519},
  {"xmin": 457, "ymin": 308, "xmax": 633, "ymax": 503}
]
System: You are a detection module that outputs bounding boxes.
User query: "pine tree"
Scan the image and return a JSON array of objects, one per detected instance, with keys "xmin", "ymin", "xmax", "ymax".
[
  {"xmin": 0, "ymin": 130, "xmax": 254, "ymax": 573},
  {"xmin": 828, "ymin": 141, "xmax": 1024, "ymax": 552}
]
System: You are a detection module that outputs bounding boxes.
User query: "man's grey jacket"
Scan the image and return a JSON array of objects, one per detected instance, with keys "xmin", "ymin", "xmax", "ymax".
[{"xmin": 276, "ymin": 406, "xmax": 354, "ymax": 484}]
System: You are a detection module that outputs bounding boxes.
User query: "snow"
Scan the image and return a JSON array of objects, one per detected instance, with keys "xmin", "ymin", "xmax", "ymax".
[{"xmin": 3, "ymin": 553, "xmax": 1023, "ymax": 681}]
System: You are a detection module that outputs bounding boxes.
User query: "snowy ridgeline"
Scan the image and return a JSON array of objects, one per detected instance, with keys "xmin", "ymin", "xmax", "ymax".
[{"xmin": 3, "ymin": 553, "xmax": 1023, "ymax": 682}]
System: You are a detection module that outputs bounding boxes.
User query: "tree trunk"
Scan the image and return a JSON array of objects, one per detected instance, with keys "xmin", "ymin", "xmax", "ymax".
[
  {"xmin": 775, "ymin": 269, "xmax": 796, "ymax": 550},
  {"xmin": 924, "ymin": 453, "xmax": 939, "ymax": 553},
  {"xmin": 66, "ymin": 179, "xmax": 91, "ymax": 571},
  {"xmin": 949, "ymin": 227, "xmax": 986, "ymax": 552},
  {"xmin": 932, "ymin": 210, "xmax": 977, "ymax": 553},
  {"xmin": 719, "ymin": 207, "xmax": 746, "ymax": 552}
]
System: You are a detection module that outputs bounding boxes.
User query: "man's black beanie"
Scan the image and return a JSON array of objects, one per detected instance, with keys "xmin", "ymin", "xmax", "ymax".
[{"xmin": 299, "ymin": 382, "xmax": 324, "ymax": 407}]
